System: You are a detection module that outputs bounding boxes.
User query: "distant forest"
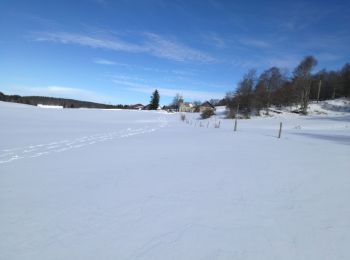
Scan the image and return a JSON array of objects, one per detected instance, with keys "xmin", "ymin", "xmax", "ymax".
[{"xmin": 0, "ymin": 92, "xmax": 129, "ymax": 109}]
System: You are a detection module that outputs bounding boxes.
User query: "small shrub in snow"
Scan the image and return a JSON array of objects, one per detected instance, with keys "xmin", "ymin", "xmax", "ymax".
[
  {"xmin": 201, "ymin": 108, "xmax": 214, "ymax": 119},
  {"xmin": 226, "ymin": 109, "xmax": 236, "ymax": 119},
  {"xmin": 180, "ymin": 114, "xmax": 186, "ymax": 122},
  {"xmin": 214, "ymin": 121, "xmax": 221, "ymax": 128}
]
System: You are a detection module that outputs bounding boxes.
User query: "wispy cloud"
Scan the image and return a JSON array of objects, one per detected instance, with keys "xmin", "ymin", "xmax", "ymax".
[
  {"xmin": 94, "ymin": 58, "xmax": 116, "ymax": 65},
  {"xmin": 300, "ymin": 33, "xmax": 350, "ymax": 52},
  {"xmin": 111, "ymin": 78, "xmax": 223, "ymax": 100},
  {"xmin": 32, "ymin": 31, "xmax": 215, "ymax": 63},
  {"xmin": 264, "ymin": 56, "xmax": 300, "ymax": 69},
  {"xmin": 202, "ymin": 32, "xmax": 273, "ymax": 52},
  {"xmin": 132, "ymin": 86, "xmax": 223, "ymax": 101},
  {"xmin": 21, "ymin": 15, "xmax": 59, "ymax": 28},
  {"xmin": 316, "ymin": 53, "xmax": 341, "ymax": 62},
  {"xmin": 33, "ymin": 31, "xmax": 146, "ymax": 52},
  {"xmin": 21, "ymin": 85, "xmax": 115, "ymax": 103},
  {"xmin": 238, "ymin": 37, "xmax": 271, "ymax": 49},
  {"xmin": 30, "ymin": 86, "xmax": 87, "ymax": 95},
  {"xmin": 202, "ymin": 32, "xmax": 227, "ymax": 49},
  {"xmin": 279, "ymin": 2, "xmax": 340, "ymax": 33},
  {"xmin": 143, "ymin": 32, "xmax": 215, "ymax": 62},
  {"xmin": 281, "ymin": 21, "xmax": 300, "ymax": 31}
]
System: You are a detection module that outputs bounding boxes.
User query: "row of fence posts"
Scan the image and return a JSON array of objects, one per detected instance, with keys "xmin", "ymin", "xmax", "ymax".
[
  {"xmin": 182, "ymin": 114, "xmax": 283, "ymax": 139},
  {"xmin": 234, "ymin": 119, "xmax": 283, "ymax": 138}
]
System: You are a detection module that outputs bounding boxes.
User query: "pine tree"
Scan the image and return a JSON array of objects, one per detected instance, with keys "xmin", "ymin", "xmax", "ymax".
[{"xmin": 149, "ymin": 89, "xmax": 160, "ymax": 110}]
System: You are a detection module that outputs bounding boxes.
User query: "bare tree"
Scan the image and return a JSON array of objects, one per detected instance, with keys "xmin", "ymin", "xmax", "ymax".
[
  {"xmin": 341, "ymin": 63, "xmax": 350, "ymax": 97},
  {"xmin": 225, "ymin": 91, "xmax": 238, "ymax": 118},
  {"xmin": 256, "ymin": 67, "xmax": 284, "ymax": 115},
  {"xmin": 172, "ymin": 93, "xmax": 184, "ymax": 111},
  {"xmin": 293, "ymin": 56, "xmax": 317, "ymax": 114},
  {"xmin": 235, "ymin": 69, "xmax": 257, "ymax": 117}
]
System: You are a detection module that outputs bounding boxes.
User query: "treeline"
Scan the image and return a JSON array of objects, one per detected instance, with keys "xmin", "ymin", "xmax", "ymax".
[
  {"xmin": 225, "ymin": 56, "xmax": 350, "ymax": 117},
  {"xmin": 0, "ymin": 92, "xmax": 128, "ymax": 109}
]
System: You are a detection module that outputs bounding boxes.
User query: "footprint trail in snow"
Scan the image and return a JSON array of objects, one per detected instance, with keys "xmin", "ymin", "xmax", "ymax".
[{"xmin": 0, "ymin": 117, "xmax": 168, "ymax": 165}]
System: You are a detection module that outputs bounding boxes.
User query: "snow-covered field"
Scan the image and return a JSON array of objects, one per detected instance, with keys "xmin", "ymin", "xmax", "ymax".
[{"xmin": 1, "ymin": 100, "xmax": 350, "ymax": 260}]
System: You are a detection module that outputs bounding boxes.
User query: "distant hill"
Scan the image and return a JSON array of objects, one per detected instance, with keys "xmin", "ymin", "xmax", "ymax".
[{"xmin": 0, "ymin": 91, "xmax": 129, "ymax": 109}]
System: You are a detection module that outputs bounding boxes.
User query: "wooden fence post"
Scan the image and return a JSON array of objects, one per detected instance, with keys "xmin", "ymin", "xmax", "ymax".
[
  {"xmin": 278, "ymin": 122, "xmax": 282, "ymax": 138},
  {"xmin": 234, "ymin": 104, "xmax": 239, "ymax": 132}
]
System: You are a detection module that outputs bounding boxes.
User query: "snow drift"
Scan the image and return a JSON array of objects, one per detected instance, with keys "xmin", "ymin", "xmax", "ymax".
[{"xmin": 0, "ymin": 101, "xmax": 349, "ymax": 260}]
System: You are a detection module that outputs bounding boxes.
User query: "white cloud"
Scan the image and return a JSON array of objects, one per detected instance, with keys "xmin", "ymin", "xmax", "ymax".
[
  {"xmin": 316, "ymin": 53, "xmax": 341, "ymax": 61},
  {"xmin": 238, "ymin": 38, "xmax": 270, "ymax": 49},
  {"xmin": 33, "ymin": 31, "xmax": 146, "ymax": 52},
  {"xmin": 203, "ymin": 33, "xmax": 228, "ymax": 49},
  {"xmin": 264, "ymin": 57, "xmax": 300, "ymax": 69},
  {"xmin": 30, "ymin": 86, "xmax": 86, "ymax": 95},
  {"xmin": 112, "ymin": 78, "xmax": 223, "ymax": 101},
  {"xmin": 133, "ymin": 86, "xmax": 223, "ymax": 101},
  {"xmin": 21, "ymin": 86, "xmax": 115, "ymax": 103},
  {"xmin": 32, "ymin": 31, "xmax": 215, "ymax": 63},
  {"xmin": 94, "ymin": 58, "xmax": 116, "ymax": 65},
  {"xmin": 143, "ymin": 33, "xmax": 216, "ymax": 62}
]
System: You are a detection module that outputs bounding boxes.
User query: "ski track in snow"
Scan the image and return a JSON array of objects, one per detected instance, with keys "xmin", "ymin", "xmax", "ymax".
[{"xmin": 0, "ymin": 117, "xmax": 168, "ymax": 165}]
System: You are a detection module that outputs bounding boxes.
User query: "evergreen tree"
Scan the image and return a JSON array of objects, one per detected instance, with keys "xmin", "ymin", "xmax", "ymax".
[{"xmin": 149, "ymin": 89, "xmax": 160, "ymax": 110}]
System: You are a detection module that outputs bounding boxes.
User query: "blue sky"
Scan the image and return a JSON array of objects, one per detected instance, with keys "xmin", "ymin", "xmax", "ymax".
[{"xmin": 1, "ymin": 0, "xmax": 349, "ymax": 105}]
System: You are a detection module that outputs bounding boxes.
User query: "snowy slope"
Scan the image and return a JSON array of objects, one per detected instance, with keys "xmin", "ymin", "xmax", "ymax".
[
  {"xmin": 308, "ymin": 98, "xmax": 350, "ymax": 115},
  {"xmin": 0, "ymin": 101, "xmax": 350, "ymax": 260},
  {"xmin": 215, "ymin": 99, "xmax": 350, "ymax": 120},
  {"xmin": 265, "ymin": 98, "xmax": 350, "ymax": 117}
]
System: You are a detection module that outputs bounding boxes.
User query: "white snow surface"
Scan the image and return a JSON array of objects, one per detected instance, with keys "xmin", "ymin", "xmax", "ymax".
[
  {"xmin": 1, "ymin": 100, "xmax": 350, "ymax": 260},
  {"xmin": 37, "ymin": 104, "xmax": 64, "ymax": 109}
]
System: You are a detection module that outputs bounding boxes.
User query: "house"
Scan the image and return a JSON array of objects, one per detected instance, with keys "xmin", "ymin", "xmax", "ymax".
[
  {"xmin": 163, "ymin": 104, "xmax": 178, "ymax": 112},
  {"xmin": 130, "ymin": 104, "xmax": 144, "ymax": 110},
  {"xmin": 142, "ymin": 104, "xmax": 151, "ymax": 110},
  {"xmin": 142, "ymin": 104, "xmax": 162, "ymax": 110},
  {"xmin": 179, "ymin": 102, "xmax": 195, "ymax": 112},
  {"xmin": 199, "ymin": 101, "xmax": 215, "ymax": 113}
]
